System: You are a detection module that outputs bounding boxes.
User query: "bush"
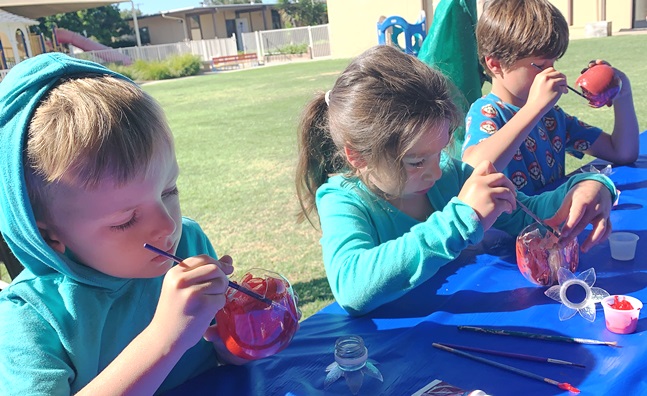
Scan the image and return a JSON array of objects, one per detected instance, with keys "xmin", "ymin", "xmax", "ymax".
[
  {"xmin": 278, "ymin": 43, "xmax": 309, "ymax": 55},
  {"xmin": 131, "ymin": 59, "xmax": 172, "ymax": 80},
  {"xmin": 167, "ymin": 54, "xmax": 202, "ymax": 77},
  {"xmin": 107, "ymin": 63, "xmax": 134, "ymax": 80},
  {"xmin": 107, "ymin": 53, "xmax": 203, "ymax": 81}
]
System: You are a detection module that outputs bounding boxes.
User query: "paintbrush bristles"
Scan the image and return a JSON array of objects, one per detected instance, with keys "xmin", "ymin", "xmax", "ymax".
[{"xmin": 433, "ymin": 343, "xmax": 580, "ymax": 394}]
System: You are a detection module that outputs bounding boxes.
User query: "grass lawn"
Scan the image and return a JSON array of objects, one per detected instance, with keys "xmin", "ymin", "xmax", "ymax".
[{"xmin": 2, "ymin": 35, "xmax": 646, "ymax": 320}]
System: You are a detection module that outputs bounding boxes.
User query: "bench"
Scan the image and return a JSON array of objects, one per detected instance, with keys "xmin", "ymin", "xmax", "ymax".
[{"xmin": 211, "ymin": 53, "xmax": 259, "ymax": 71}]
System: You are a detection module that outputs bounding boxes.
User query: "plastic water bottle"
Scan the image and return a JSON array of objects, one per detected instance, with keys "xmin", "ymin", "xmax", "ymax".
[{"xmin": 324, "ymin": 335, "xmax": 383, "ymax": 394}]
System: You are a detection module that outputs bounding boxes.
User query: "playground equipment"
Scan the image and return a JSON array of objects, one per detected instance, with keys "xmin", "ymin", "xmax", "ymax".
[
  {"xmin": 54, "ymin": 28, "xmax": 132, "ymax": 65},
  {"xmin": 377, "ymin": 13, "xmax": 426, "ymax": 56}
]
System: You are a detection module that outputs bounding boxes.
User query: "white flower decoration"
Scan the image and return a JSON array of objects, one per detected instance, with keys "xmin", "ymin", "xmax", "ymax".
[
  {"xmin": 579, "ymin": 163, "xmax": 613, "ymax": 176},
  {"xmin": 545, "ymin": 267, "xmax": 610, "ymax": 322}
]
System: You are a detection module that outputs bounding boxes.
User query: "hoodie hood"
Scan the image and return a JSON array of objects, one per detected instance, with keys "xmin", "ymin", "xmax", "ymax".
[{"xmin": 0, "ymin": 53, "xmax": 132, "ymax": 289}]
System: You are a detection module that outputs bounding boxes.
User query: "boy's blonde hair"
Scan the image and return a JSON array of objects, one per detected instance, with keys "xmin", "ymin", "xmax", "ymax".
[
  {"xmin": 477, "ymin": 0, "xmax": 569, "ymax": 76},
  {"xmin": 25, "ymin": 74, "xmax": 174, "ymax": 220}
]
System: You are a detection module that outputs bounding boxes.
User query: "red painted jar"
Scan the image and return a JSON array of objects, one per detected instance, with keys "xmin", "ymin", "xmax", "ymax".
[{"xmin": 575, "ymin": 64, "xmax": 621, "ymax": 108}]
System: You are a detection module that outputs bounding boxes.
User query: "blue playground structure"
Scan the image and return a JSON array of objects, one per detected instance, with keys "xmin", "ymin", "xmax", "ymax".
[{"xmin": 377, "ymin": 13, "xmax": 426, "ymax": 56}]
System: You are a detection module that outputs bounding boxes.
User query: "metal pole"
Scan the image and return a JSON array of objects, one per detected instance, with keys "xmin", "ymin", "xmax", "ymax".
[{"xmin": 131, "ymin": 0, "xmax": 142, "ymax": 47}]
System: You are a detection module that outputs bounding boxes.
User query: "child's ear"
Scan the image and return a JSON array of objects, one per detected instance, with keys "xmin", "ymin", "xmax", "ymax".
[
  {"xmin": 344, "ymin": 146, "xmax": 367, "ymax": 169},
  {"xmin": 484, "ymin": 56, "xmax": 502, "ymax": 76},
  {"xmin": 36, "ymin": 221, "xmax": 66, "ymax": 254}
]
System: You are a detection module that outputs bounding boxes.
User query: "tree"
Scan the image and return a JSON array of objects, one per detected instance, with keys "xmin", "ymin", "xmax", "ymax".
[
  {"xmin": 120, "ymin": 8, "xmax": 142, "ymax": 20},
  {"xmin": 276, "ymin": 0, "xmax": 327, "ymax": 27},
  {"xmin": 34, "ymin": 5, "xmax": 132, "ymax": 47}
]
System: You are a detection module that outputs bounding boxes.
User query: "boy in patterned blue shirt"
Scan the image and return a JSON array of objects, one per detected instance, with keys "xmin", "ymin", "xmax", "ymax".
[{"xmin": 461, "ymin": 0, "xmax": 638, "ymax": 195}]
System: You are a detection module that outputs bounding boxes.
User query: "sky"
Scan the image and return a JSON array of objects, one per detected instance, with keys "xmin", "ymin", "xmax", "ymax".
[{"xmin": 120, "ymin": 1, "xmax": 277, "ymax": 16}]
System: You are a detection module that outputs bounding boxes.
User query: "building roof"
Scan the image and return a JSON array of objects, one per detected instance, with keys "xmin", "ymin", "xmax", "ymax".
[
  {"xmin": 0, "ymin": 8, "xmax": 37, "ymax": 25},
  {"xmin": 158, "ymin": 4, "xmax": 273, "ymax": 17},
  {"xmin": 0, "ymin": 1, "xmax": 129, "ymax": 19}
]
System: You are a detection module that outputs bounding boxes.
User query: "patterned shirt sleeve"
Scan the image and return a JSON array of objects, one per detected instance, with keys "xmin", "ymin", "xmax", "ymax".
[
  {"xmin": 559, "ymin": 106, "xmax": 603, "ymax": 159},
  {"xmin": 462, "ymin": 96, "xmax": 504, "ymax": 156}
]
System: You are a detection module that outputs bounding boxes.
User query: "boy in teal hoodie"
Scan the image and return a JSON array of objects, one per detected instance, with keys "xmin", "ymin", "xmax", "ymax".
[{"xmin": 0, "ymin": 53, "xmax": 249, "ymax": 395}]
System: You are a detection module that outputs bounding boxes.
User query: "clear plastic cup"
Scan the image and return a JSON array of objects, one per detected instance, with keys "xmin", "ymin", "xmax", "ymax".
[
  {"xmin": 608, "ymin": 232, "xmax": 639, "ymax": 261},
  {"xmin": 602, "ymin": 295, "xmax": 642, "ymax": 334}
]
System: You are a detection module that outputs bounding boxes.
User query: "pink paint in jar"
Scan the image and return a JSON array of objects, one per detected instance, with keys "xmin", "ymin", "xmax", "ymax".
[{"xmin": 516, "ymin": 222, "xmax": 579, "ymax": 286}]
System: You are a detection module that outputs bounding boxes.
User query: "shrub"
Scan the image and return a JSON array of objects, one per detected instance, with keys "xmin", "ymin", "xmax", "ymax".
[
  {"xmin": 107, "ymin": 63, "xmax": 134, "ymax": 80},
  {"xmin": 106, "ymin": 53, "xmax": 203, "ymax": 81},
  {"xmin": 278, "ymin": 43, "xmax": 309, "ymax": 55},
  {"xmin": 166, "ymin": 54, "xmax": 202, "ymax": 77}
]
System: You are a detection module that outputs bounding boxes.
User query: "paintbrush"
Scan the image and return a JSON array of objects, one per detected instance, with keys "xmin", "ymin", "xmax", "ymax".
[
  {"xmin": 516, "ymin": 198, "xmax": 561, "ymax": 238},
  {"xmin": 438, "ymin": 342, "xmax": 585, "ymax": 368},
  {"xmin": 531, "ymin": 62, "xmax": 588, "ymax": 99},
  {"xmin": 433, "ymin": 343, "xmax": 581, "ymax": 394},
  {"xmin": 144, "ymin": 243, "xmax": 279, "ymax": 308},
  {"xmin": 458, "ymin": 325, "xmax": 620, "ymax": 347}
]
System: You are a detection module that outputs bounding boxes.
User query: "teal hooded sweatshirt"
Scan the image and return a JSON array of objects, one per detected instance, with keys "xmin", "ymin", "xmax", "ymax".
[{"xmin": 0, "ymin": 53, "xmax": 218, "ymax": 394}]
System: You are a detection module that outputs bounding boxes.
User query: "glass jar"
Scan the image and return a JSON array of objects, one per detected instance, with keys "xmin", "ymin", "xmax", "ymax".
[
  {"xmin": 215, "ymin": 268, "xmax": 300, "ymax": 360},
  {"xmin": 516, "ymin": 222, "xmax": 579, "ymax": 286},
  {"xmin": 324, "ymin": 335, "xmax": 383, "ymax": 394}
]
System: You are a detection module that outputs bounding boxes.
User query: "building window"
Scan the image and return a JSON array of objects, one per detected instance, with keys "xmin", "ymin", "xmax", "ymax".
[
  {"xmin": 271, "ymin": 9, "xmax": 282, "ymax": 29},
  {"xmin": 189, "ymin": 15, "xmax": 202, "ymax": 40}
]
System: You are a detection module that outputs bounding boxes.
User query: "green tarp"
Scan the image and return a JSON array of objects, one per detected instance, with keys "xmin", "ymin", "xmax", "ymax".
[{"xmin": 418, "ymin": 0, "xmax": 486, "ymax": 158}]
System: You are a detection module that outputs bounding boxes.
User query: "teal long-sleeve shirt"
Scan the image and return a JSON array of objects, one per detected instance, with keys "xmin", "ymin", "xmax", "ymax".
[{"xmin": 316, "ymin": 156, "xmax": 616, "ymax": 316}]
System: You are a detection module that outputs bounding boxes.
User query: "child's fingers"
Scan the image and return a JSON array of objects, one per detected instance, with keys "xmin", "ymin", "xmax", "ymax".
[
  {"xmin": 489, "ymin": 186, "xmax": 516, "ymax": 204},
  {"xmin": 544, "ymin": 198, "xmax": 575, "ymax": 231},
  {"xmin": 202, "ymin": 293, "xmax": 227, "ymax": 311},
  {"xmin": 203, "ymin": 324, "xmax": 220, "ymax": 343},
  {"xmin": 217, "ymin": 254, "xmax": 234, "ymax": 275},
  {"xmin": 176, "ymin": 254, "xmax": 233, "ymax": 276},
  {"xmin": 580, "ymin": 216, "xmax": 612, "ymax": 252},
  {"xmin": 176, "ymin": 255, "xmax": 216, "ymax": 271},
  {"xmin": 582, "ymin": 59, "xmax": 610, "ymax": 73},
  {"xmin": 172, "ymin": 263, "xmax": 229, "ymax": 291},
  {"xmin": 472, "ymin": 160, "xmax": 497, "ymax": 176},
  {"xmin": 491, "ymin": 191, "xmax": 515, "ymax": 214},
  {"xmin": 480, "ymin": 172, "xmax": 516, "ymax": 194},
  {"xmin": 556, "ymin": 203, "xmax": 586, "ymax": 240}
]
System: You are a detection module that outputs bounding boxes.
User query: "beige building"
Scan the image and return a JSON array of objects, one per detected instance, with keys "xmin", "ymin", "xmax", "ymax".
[
  {"xmin": 328, "ymin": 0, "xmax": 647, "ymax": 59},
  {"xmin": 127, "ymin": 4, "xmax": 281, "ymax": 50}
]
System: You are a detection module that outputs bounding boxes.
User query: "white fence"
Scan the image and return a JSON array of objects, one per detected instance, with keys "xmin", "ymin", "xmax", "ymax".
[
  {"xmin": 70, "ymin": 36, "xmax": 238, "ymax": 66},
  {"xmin": 0, "ymin": 25, "xmax": 331, "ymax": 82},
  {"xmin": 242, "ymin": 25, "xmax": 330, "ymax": 61}
]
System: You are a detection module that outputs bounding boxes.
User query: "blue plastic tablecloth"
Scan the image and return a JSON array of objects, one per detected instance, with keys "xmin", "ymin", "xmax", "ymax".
[{"xmin": 166, "ymin": 133, "xmax": 647, "ymax": 396}]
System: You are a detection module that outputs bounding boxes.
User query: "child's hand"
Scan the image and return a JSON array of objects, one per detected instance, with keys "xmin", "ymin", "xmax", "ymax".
[
  {"xmin": 151, "ymin": 254, "xmax": 234, "ymax": 353},
  {"xmin": 459, "ymin": 161, "xmax": 517, "ymax": 231},
  {"xmin": 528, "ymin": 66, "xmax": 568, "ymax": 112},
  {"xmin": 544, "ymin": 180, "xmax": 613, "ymax": 252},
  {"xmin": 580, "ymin": 59, "xmax": 632, "ymax": 106}
]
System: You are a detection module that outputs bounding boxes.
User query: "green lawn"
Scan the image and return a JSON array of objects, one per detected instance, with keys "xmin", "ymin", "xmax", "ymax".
[{"xmin": 2, "ymin": 35, "xmax": 646, "ymax": 319}]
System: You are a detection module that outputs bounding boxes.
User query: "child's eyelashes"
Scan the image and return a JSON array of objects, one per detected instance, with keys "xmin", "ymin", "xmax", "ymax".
[
  {"xmin": 163, "ymin": 186, "xmax": 179, "ymax": 198},
  {"xmin": 406, "ymin": 159, "xmax": 426, "ymax": 168},
  {"xmin": 110, "ymin": 188, "xmax": 178, "ymax": 232},
  {"xmin": 111, "ymin": 213, "xmax": 139, "ymax": 232}
]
